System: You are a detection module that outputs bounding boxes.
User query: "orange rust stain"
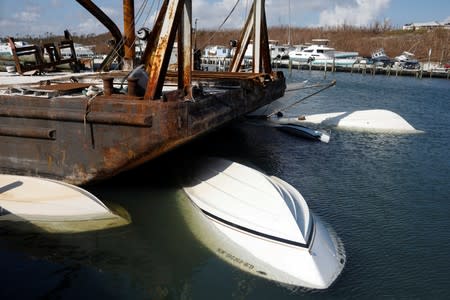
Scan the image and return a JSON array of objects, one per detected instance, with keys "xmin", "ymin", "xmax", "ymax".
[
  {"xmin": 48, "ymin": 155, "xmax": 53, "ymax": 169},
  {"xmin": 103, "ymin": 147, "xmax": 136, "ymax": 169}
]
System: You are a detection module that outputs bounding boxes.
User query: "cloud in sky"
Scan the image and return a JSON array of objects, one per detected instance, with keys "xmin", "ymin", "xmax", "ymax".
[
  {"xmin": 191, "ymin": 0, "xmax": 393, "ymax": 29},
  {"xmin": 5, "ymin": 0, "xmax": 450, "ymax": 37},
  {"xmin": 318, "ymin": 0, "xmax": 391, "ymax": 27}
]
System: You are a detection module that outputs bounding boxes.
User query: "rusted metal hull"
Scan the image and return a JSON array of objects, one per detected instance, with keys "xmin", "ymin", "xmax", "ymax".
[{"xmin": 0, "ymin": 71, "xmax": 285, "ymax": 185}]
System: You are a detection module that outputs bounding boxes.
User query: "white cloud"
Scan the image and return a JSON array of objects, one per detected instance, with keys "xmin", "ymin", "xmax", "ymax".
[
  {"xmin": 318, "ymin": 0, "xmax": 390, "ymax": 27},
  {"xmin": 193, "ymin": 0, "xmax": 254, "ymax": 29},
  {"xmin": 13, "ymin": 6, "xmax": 40, "ymax": 23}
]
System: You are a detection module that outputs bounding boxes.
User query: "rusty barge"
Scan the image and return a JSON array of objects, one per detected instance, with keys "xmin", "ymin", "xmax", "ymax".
[{"xmin": 0, "ymin": 0, "xmax": 285, "ymax": 185}]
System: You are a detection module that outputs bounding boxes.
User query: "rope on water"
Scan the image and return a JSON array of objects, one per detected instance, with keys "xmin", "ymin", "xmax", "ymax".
[{"xmin": 266, "ymin": 79, "xmax": 336, "ymax": 118}]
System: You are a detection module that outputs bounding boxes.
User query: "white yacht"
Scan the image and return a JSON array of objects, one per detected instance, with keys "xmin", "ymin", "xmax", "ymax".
[
  {"xmin": 394, "ymin": 51, "xmax": 420, "ymax": 69},
  {"xmin": 181, "ymin": 158, "xmax": 345, "ymax": 289},
  {"xmin": 289, "ymin": 39, "xmax": 358, "ymax": 67}
]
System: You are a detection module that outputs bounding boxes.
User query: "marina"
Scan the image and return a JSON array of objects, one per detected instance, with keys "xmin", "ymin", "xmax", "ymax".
[
  {"xmin": 1, "ymin": 0, "xmax": 449, "ymax": 298},
  {"xmin": 0, "ymin": 69, "xmax": 448, "ymax": 298}
]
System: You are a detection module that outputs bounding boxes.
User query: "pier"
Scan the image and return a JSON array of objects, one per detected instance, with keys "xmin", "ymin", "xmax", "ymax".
[{"xmin": 273, "ymin": 59, "xmax": 450, "ymax": 80}]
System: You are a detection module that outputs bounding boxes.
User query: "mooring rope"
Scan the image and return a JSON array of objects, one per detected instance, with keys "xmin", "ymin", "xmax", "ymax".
[
  {"xmin": 196, "ymin": 0, "xmax": 241, "ymax": 53},
  {"xmin": 265, "ymin": 80, "xmax": 337, "ymax": 118}
]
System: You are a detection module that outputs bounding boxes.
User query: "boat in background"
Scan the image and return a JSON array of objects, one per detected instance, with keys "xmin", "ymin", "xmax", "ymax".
[
  {"xmin": 201, "ymin": 45, "xmax": 232, "ymax": 71},
  {"xmin": 288, "ymin": 39, "xmax": 358, "ymax": 67},
  {"xmin": 181, "ymin": 158, "xmax": 345, "ymax": 289},
  {"xmin": 394, "ymin": 51, "xmax": 420, "ymax": 69},
  {"xmin": 371, "ymin": 48, "xmax": 392, "ymax": 67},
  {"xmin": 0, "ymin": 174, "xmax": 130, "ymax": 233}
]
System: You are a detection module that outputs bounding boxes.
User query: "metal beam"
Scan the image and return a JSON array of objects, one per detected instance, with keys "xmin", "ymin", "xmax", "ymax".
[
  {"xmin": 75, "ymin": 0, "xmax": 124, "ymax": 70},
  {"xmin": 230, "ymin": 2, "xmax": 254, "ymax": 72},
  {"xmin": 143, "ymin": 0, "xmax": 183, "ymax": 100},
  {"xmin": 178, "ymin": 0, "xmax": 193, "ymax": 100},
  {"xmin": 260, "ymin": 1, "xmax": 272, "ymax": 74},
  {"xmin": 123, "ymin": 0, "xmax": 136, "ymax": 71},
  {"xmin": 229, "ymin": 0, "xmax": 270, "ymax": 73},
  {"xmin": 253, "ymin": 0, "xmax": 262, "ymax": 72}
]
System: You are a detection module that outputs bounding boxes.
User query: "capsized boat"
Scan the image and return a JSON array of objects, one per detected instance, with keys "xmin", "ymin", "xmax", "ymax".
[
  {"xmin": 180, "ymin": 158, "xmax": 345, "ymax": 289},
  {"xmin": 0, "ymin": 174, "xmax": 130, "ymax": 233},
  {"xmin": 275, "ymin": 123, "xmax": 330, "ymax": 143},
  {"xmin": 279, "ymin": 109, "xmax": 421, "ymax": 133}
]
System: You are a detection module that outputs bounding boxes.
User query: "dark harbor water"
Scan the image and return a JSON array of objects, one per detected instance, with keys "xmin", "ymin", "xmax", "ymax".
[{"xmin": 1, "ymin": 70, "xmax": 449, "ymax": 299}]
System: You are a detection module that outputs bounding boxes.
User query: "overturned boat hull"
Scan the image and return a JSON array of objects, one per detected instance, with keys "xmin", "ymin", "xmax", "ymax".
[
  {"xmin": 0, "ymin": 174, "xmax": 130, "ymax": 233},
  {"xmin": 180, "ymin": 158, "xmax": 345, "ymax": 289},
  {"xmin": 279, "ymin": 109, "xmax": 420, "ymax": 133},
  {"xmin": 276, "ymin": 123, "xmax": 330, "ymax": 143}
]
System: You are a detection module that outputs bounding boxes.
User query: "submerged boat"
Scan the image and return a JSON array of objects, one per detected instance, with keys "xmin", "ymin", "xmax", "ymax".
[
  {"xmin": 0, "ymin": 174, "xmax": 130, "ymax": 233},
  {"xmin": 0, "ymin": 0, "xmax": 285, "ymax": 185},
  {"xmin": 181, "ymin": 158, "xmax": 345, "ymax": 289},
  {"xmin": 279, "ymin": 109, "xmax": 420, "ymax": 133},
  {"xmin": 276, "ymin": 123, "xmax": 330, "ymax": 143}
]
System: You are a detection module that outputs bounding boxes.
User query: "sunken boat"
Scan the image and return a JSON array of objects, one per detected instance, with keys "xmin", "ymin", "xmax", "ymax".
[{"xmin": 0, "ymin": 0, "xmax": 285, "ymax": 185}]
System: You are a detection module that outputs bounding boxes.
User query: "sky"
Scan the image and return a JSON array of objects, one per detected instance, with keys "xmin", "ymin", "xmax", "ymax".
[{"xmin": 1, "ymin": 0, "xmax": 449, "ymax": 37}]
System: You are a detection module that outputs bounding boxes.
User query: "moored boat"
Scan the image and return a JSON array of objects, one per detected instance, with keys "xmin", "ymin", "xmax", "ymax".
[
  {"xmin": 180, "ymin": 158, "xmax": 345, "ymax": 289},
  {"xmin": 288, "ymin": 39, "xmax": 358, "ymax": 67},
  {"xmin": 394, "ymin": 51, "xmax": 420, "ymax": 69}
]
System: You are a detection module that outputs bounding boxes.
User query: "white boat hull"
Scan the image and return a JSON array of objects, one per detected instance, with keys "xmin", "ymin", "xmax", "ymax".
[
  {"xmin": 276, "ymin": 123, "xmax": 330, "ymax": 143},
  {"xmin": 278, "ymin": 109, "xmax": 420, "ymax": 133},
  {"xmin": 0, "ymin": 174, "xmax": 130, "ymax": 233},
  {"xmin": 180, "ymin": 158, "xmax": 345, "ymax": 289}
]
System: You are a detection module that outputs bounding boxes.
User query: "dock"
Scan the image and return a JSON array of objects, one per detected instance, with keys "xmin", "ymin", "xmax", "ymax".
[{"xmin": 273, "ymin": 59, "xmax": 450, "ymax": 80}]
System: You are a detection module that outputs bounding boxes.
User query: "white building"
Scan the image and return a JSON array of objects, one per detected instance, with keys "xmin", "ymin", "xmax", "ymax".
[{"xmin": 403, "ymin": 21, "xmax": 450, "ymax": 31}]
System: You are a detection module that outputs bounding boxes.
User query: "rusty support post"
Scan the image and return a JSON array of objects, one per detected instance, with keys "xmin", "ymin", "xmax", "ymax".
[
  {"xmin": 230, "ymin": 2, "xmax": 254, "ymax": 72},
  {"xmin": 178, "ymin": 0, "xmax": 193, "ymax": 100},
  {"xmin": 260, "ymin": 3, "xmax": 271, "ymax": 74},
  {"xmin": 144, "ymin": 0, "xmax": 183, "ymax": 100},
  {"xmin": 253, "ymin": 0, "xmax": 262, "ymax": 73},
  {"xmin": 123, "ymin": 0, "xmax": 136, "ymax": 71},
  {"xmin": 229, "ymin": 0, "xmax": 270, "ymax": 74}
]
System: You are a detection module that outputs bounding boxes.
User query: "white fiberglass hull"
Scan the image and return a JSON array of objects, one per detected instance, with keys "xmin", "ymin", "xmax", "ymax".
[
  {"xmin": 278, "ymin": 109, "xmax": 421, "ymax": 133},
  {"xmin": 0, "ymin": 174, "xmax": 130, "ymax": 233},
  {"xmin": 180, "ymin": 158, "xmax": 345, "ymax": 289},
  {"xmin": 275, "ymin": 123, "xmax": 330, "ymax": 143}
]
